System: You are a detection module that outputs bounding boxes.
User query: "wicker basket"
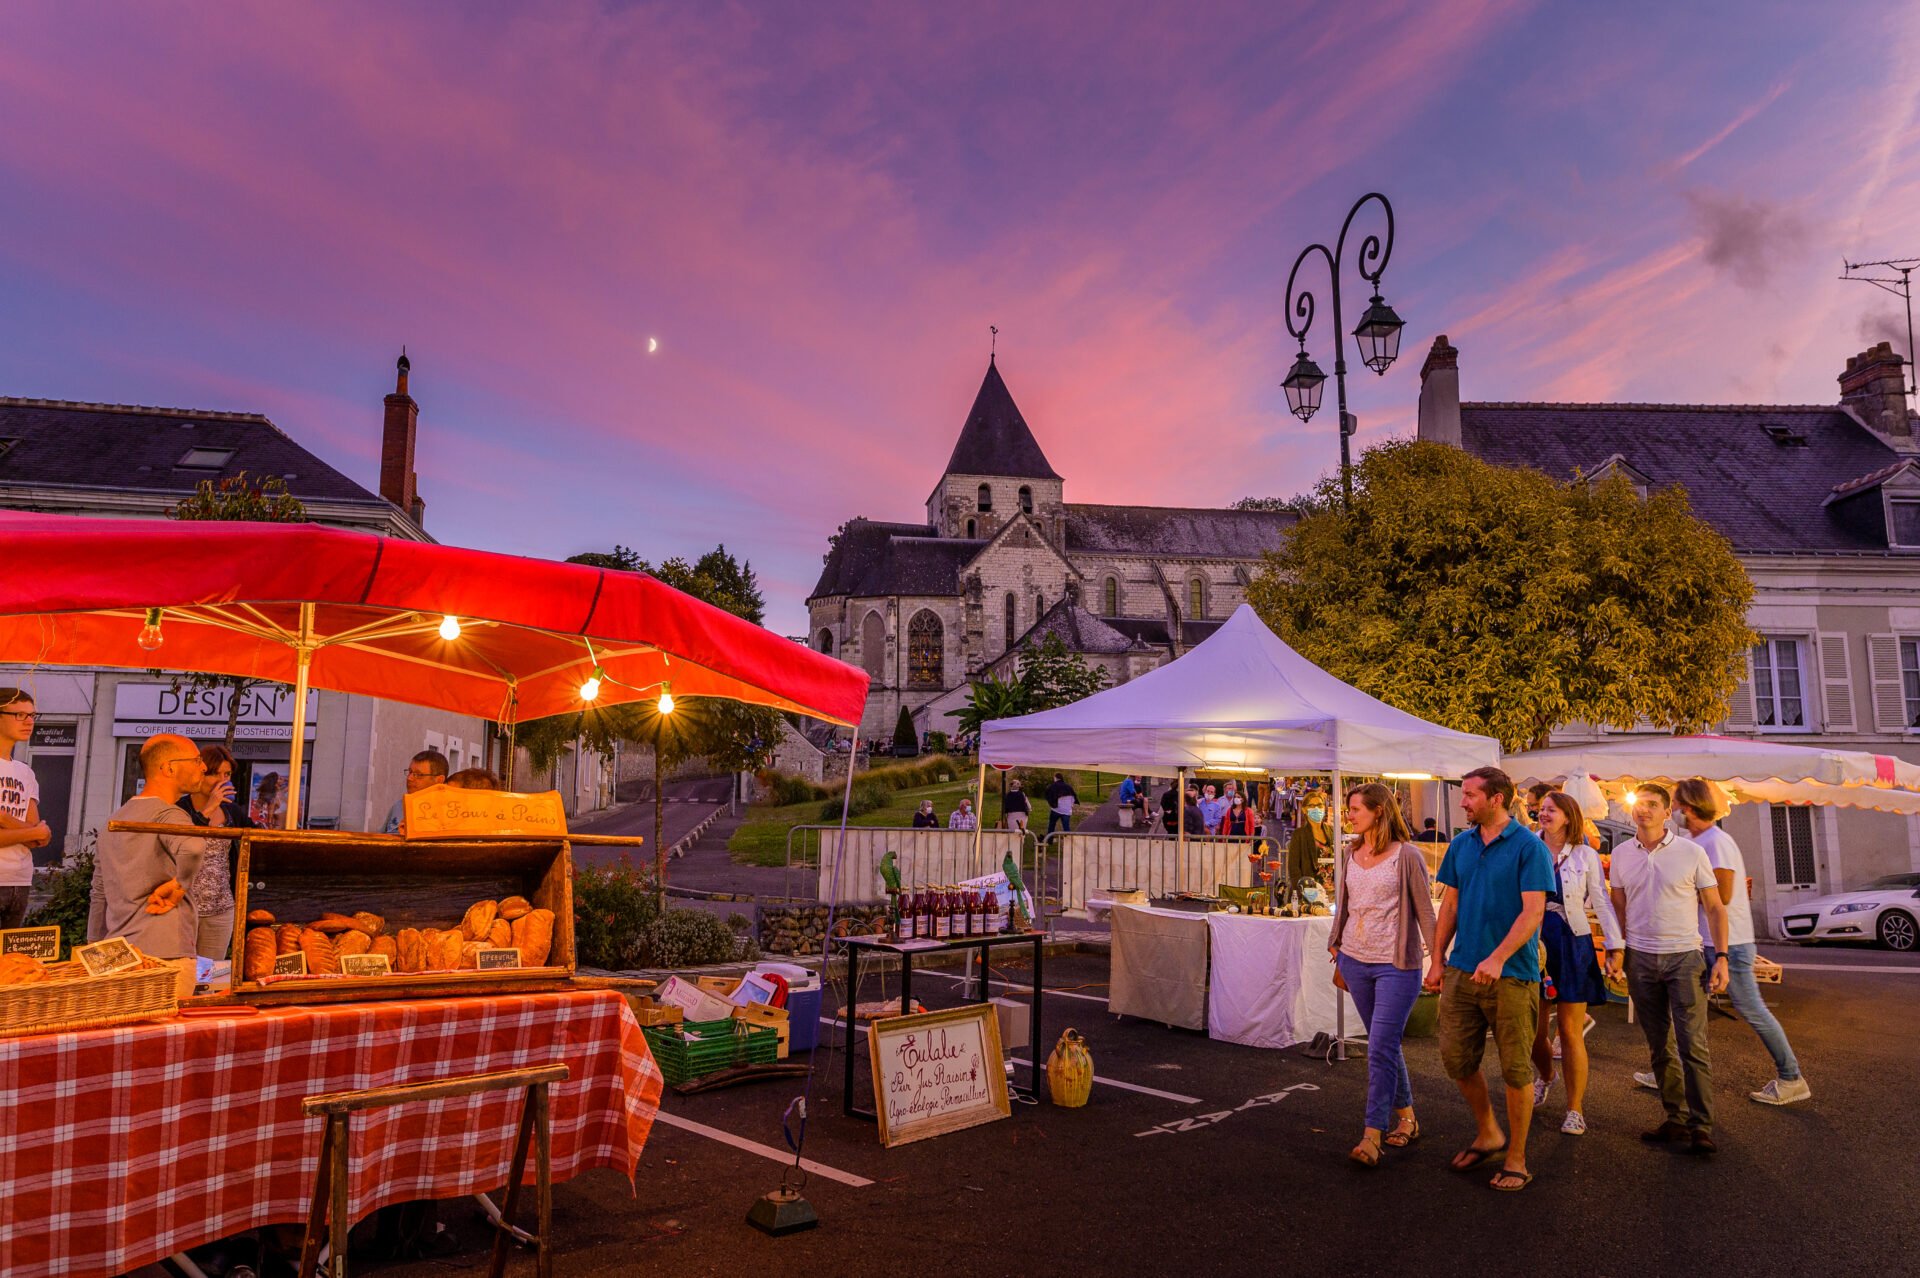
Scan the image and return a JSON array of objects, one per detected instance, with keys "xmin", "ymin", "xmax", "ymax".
[{"xmin": 0, "ymin": 955, "xmax": 182, "ymax": 1038}]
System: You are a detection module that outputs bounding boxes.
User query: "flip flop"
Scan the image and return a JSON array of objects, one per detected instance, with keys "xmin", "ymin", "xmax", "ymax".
[
  {"xmin": 1384, "ymin": 1118, "xmax": 1421, "ymax": 1148},
  {"xmin": 1490, "ymin": 1168, "xmax": 1534, "ymax": 1192},
  {"xmin": 1449, "ymin": 1143, "xmax": 1507, "ymax": 1172}
]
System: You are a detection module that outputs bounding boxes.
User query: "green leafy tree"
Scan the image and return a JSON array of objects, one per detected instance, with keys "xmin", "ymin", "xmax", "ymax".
[
  {"xmin": 892, "ymin": 705, "xmax": 919, "ymax": 755},
  {"xmin": 1015, "ymin": 633, "xmax": 1112, "ymax": 711},
  {"xmin": 168, "ymin": 472, "xmax": 309, "ymax": 751},
  {"xmin": 1245, "ymin": 439, "xmax": 1756, "ymax": 751},
  {"xmin": 953, "ymin": 673, "xmax": 1028, "ymax": 743},
  {"xmin": 1232, "ymin": 493, "xmax": 1331, "ymax": 517}
]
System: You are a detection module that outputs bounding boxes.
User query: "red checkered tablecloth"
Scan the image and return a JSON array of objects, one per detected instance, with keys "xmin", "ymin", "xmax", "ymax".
[{"xmin": 0, "ymin": 989, "xmax": 663, "ymax": 1278}]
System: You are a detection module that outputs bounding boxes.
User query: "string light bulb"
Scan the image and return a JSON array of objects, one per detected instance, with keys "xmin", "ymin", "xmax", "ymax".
[
  {"xmin": 438, "ymin": 614, "xmax": 462, "ymax": 641},
  {"xmin": 136, "ymin": 607, "xmax": 165, "ymax": 652},
  {"xmin": 657, "ymin": 685, "xmax": 676, "ymax": 715},
  {"xmin": 580, "ymin": 667, "xmax": 605, "ymax": 702}
]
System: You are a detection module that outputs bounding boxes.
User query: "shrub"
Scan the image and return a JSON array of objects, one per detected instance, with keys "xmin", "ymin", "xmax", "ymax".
[
  {"xmin": 25, "ymin": 844, "xmax": 96, "ymax": 957},
  {"xmin": 923, "ymin": 730, "xmax": 950, "ymax": 755},
  {"xmin": 820, "ymin": 776, "xmax": 891, "ymax": 821},
  {"xmin": 757, "ymin": 770, "xmax": 827, "ymax": 806},
  {"xmin": 573, "ymin": 862, "xmax": 660, "ymax": 970},
  {"xmin": 646, "ymin": 908, "xmax": 744, "ymax": 967}
]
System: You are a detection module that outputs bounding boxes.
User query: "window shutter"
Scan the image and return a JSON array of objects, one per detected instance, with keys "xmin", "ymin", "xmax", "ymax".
[
  {"xmin": 1866, "ymin": 633, "xmax": 1907, "ymax": 732},
  {"xmin": 1817, "ymin": 633, "xmax": 1857, "ymax": 733},
  {"xmin": 1720, "ymin": 649, "xmax": 1756, "ymax": 733}
]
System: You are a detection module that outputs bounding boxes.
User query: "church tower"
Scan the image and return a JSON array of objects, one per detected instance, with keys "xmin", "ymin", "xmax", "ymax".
[{"xmin": 926, "ymin": 358, "xmax": 1065, "ymax": 544}]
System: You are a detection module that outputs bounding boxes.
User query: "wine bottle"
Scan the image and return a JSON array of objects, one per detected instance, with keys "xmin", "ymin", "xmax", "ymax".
[
  {"xmin": 934, "ymin": 888, "xmax": 951, "ymax": 939},
  {"xmin": 898, "ymin": 889, "xmax": 917, "ymax": 940}
]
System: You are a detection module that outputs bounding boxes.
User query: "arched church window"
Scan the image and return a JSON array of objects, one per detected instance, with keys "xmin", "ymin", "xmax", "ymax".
[
  {"xmin": 1019, "ymin": 486, "xmax": 1033, "ymax": 514},
  {"xmin": 1189, "ymin": 578, "xmax": 1206, "ymax": 619},
  {"xmin": 1104, "ymin": 576, "xmax": 1118, "ymax": 615},
  {"xmin": 1035, "ymin": 593, "xmax": 1045, "ymax": 621},
  {"xmin": 818, "ymin": 629, "xmax": 833, "ymax": 655},
  {"xmin": 977, "ymin": 483, "xmax": 993, "ymax": 512},
  {"xmin": 860, "ymin": 611, "xmax": 886, "ymax": 679},
  {"xmin": 1004, "ymin": 593, "xmax": 1017, "ymax": 649},
  {"xmin": 966, "ymin": 518, "xmax": 976, "ymax": 538},
  {"xmin": 907, "ymin": 611, "xmax": 944, "ymax": 687}
]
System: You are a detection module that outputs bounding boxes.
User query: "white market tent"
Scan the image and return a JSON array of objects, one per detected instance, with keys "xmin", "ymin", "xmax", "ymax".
[
  {"xmin": 1508, "ymin": 735, "xmax": 1920, "ymax": 816},
  {"xmin": 980, "ymin": 604, "xmax": 1499, "ymax": 778}
]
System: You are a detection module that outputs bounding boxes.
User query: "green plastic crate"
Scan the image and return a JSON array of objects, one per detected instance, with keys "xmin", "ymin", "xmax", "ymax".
[{"xmin": 643, "ymin": 1017, "xmax": 779, "ymax": 1085}]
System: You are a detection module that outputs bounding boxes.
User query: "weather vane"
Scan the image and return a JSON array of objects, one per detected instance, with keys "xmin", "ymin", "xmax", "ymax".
[{"xmin": 990, "ymin": 324, "xmax": 998, "ymax": 361}]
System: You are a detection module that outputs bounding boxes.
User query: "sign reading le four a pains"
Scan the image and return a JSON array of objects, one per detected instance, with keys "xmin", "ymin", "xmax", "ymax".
[{"xmin": 112, "ymin": 682, "xmax": 319, "ymax": 741}]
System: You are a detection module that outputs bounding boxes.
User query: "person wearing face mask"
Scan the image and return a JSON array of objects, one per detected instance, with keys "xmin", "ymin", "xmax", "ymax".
[
  {"xmin": 1222, "ymin": 792, "xmax": 1260, "ymax": 838},
  {"xmin": 1285, "ymin": 792, "xmax": 1333, "ymax": 889},
  {"xmin": 911, "ymin": 799, "xmax": 940, "ymax": 829},
  {"xmin": 1197, "ymin": 784, "xmax": 1225, "ymax": 835}
]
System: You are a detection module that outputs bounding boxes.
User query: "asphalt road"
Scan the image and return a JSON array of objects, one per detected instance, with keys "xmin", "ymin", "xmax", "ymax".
[
  {"xmin": 360, "ymin": 944, "xmax": 1920, "ymax": 1278},
  {"xmin": 569, "ymin": 777, "xmax": 731, "ymax": 871}
]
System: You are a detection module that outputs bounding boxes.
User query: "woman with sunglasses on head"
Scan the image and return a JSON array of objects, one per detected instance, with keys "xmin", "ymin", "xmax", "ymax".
[
  {"xmin": 0, "ymin": 688, "xmax": 55, "ymax": 929},
  {"xmin": 174, "ymin": 743, "xmax": 257, "ymax": 962},
  {"xmin": 1529, "ymin": 790, "xmax": 1622, "ymax": 1134},
  {"xmin": 1328, "ymin": 782, "xmax": 1437, "ymax": 1166}
]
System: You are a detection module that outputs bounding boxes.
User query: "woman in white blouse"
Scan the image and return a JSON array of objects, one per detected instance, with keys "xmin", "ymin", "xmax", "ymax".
[{"xmin": 1529, "ymin": 791, "xmax": 1624, "ymax": 1134}]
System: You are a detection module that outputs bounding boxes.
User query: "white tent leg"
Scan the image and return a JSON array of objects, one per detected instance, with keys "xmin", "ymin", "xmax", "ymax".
[
  {"xmin": 1332, "ymin": 768, "xmax": 1345, "ymax": 1061},
  {"xmin": 971, "ymin": 759, "xmax": 987, "ymax": 875},
  {"xmin": 284, "ymin": 602, "xmax": 315, "ymax": 831},
  {"xmin": 1175, "ymin": 766, "xmax": 1187, "ymax": 895}
]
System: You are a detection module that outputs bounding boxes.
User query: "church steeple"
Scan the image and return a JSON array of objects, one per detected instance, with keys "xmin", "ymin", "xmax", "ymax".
[{"xmin": 941, "ymin": 360, "xmax": 1060, "ymax": 481}]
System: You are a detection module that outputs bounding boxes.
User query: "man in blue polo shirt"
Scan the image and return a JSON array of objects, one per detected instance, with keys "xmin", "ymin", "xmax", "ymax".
[{"xmin": 1425, "ymin": 765, "xmax": 1556, "ymax": 1192}]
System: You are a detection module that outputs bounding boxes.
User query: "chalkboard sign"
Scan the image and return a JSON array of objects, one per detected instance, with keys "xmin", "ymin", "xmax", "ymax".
[
  {"xmin": 0, "ymin": 925, "xmax": 61, "ymax": 961},
  {"xmin": 475, "ymin": 947, "xmax": 521, "ymax": 970},
  {"xmin": 340, "ymin": 953, "xmax": 391, "ymax": 977},
  {"xmin": 868, "ymin": 1003, "xmax": 1010, "ymax": 1147},
  {"xmin": 272, "ymin": 951, "xmax": 308, "ymax": 976}
]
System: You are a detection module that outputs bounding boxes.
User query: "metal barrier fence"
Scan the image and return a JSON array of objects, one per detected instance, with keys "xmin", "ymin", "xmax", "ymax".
[
  {"xmin": 1046, "ymin": 831, "xmax": 1264, "ymax": 919},
  {"xmin": 784, "ymin": 825, "xmax": 1043, "ymax": 903}
]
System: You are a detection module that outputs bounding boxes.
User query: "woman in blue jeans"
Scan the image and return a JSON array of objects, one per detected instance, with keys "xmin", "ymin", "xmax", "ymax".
[{"xmin": 1329, "ymin": 782, "xmax": 1439, "ymax": 1166}]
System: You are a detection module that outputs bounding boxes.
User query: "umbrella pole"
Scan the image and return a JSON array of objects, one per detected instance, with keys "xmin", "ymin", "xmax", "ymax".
[
  {"xmin": 284, "ymin": 602, "xmax": 316, "ymax": 831},
  {"xmin": 1331, "ymin": 768, "xmax": 1345, "ymax": 1061},
  {"xmin": 971, "ymin": 759, "xmax": 987, "ymax": 875}
]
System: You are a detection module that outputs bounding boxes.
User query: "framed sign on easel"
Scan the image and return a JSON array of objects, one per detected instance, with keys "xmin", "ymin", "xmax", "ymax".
[{"xmin": 868, "ymin": 1003, "xmax": 1010, "ymax": 1147}]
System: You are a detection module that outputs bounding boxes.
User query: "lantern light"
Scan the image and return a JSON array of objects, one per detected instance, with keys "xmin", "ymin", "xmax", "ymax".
[
  {"xmin": 657, "ymin": 685, "xmax": 676, "ymax": 715},
  {"xmin": 1351, "ymin": 289, "xmax": 1405, "ymax": 375},
  {"xmin": 438, "ymin": 614, "xmax": 462, "ymax": 641},
  {"xmin": 136, "ymin": 607, "xmax": 165, "ymax": 652},
  {"xmin": 580, "ymin": 666, "xmax": 606, "ymax": 701},
  {"xmin": 1281, "ymin": 345, "xmax": 1327, "ymax": 422}
]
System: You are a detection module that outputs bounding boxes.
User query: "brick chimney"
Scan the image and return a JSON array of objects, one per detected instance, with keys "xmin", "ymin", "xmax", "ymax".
[
  {"xmin": 1416, "ymin": 334, "xmax": 1461, "ymax": 447},
  {"xmin": 1839, "ymin": 341, "xmax": 1914, "ymax": 449},
  {"xmin": 380, "ymin": 351, "xmax": 426, "ymax": 524}
]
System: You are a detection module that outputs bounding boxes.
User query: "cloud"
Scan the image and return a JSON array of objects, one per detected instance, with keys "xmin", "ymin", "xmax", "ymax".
[
  {"xmin": 1685, "ymin": 190, "xmax": 1809, "ymax": 289},
  {"xmin": 1668, "ymin": 79, "xmax": 1792, "ymax": 172},
  {"xmin": 1857, "ymin": 310, "xmax": 1910, "ymax": 348}
]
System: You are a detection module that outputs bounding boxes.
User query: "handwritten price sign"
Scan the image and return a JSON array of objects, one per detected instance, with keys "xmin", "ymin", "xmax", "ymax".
[
  {"xmin": 402, "ymin": 787, "xmax": 569, "ymax": 840},
  {"xmin": 867, "ymin": 1004, "xmax": 1010, "ymax": 1147}
]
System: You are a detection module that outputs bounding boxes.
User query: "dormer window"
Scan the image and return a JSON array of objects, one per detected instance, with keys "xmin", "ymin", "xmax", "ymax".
[
  {"xmin": 1019, "ymin": 485, "xmax": 1033, "ymax": 514},
  {"xmin": 1889, "ymin": 498, "xmax": 1920, "ymax": 548},
  {"xmin": 1762, "ymin": 424, "xmax": 1809, "ymax": 448},
  {"xmin": 177, "ymin": 446, "xmax": 236, "ymax": 470},
  {"xmin": 977, "ymin": 483, "xmax": 993, "ymax": 512},
  {"xmin": 1586, "ymin": 454, "xmax": 1651, "ymax": 499}
]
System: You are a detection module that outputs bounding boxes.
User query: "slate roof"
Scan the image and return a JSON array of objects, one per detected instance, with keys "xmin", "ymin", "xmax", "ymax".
[
  {"xmin": 1065, "ymin": 504, "xmax": 1294, "ymax": 558},
  {"xmin": 0, "ymin": 397, "xmax": 383, "ymax": 505},
  {"xmin": 1011, "ymin": 598, "xmax": 1155, "ymax": 656},
  {"xmin": 809, "ymin": 518, "xmax": 982, "ymax": 600},
  {"xmin": 1459, "ymin": 402, "xmax": 1903, "ymax": 554},
  {"xmin": 1100, "ymin": 617, "xmax": 1226, "ymax": 649},
  {"xmin": 941, "ymin": 361, "xmax": 1060, "ymax": 480}
]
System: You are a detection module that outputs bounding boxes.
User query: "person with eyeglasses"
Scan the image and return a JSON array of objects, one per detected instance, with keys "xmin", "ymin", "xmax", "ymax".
[
  {"xmin": 382, "ymin": 748, "xmax": 450, "ymax": 834},
  {"xmin": 90, "ymin": 733, "xmax": 216, "ymax": 960},
  {"xmin": 0, "ymin": 687, "xmax": 54, "ymax": 929}
]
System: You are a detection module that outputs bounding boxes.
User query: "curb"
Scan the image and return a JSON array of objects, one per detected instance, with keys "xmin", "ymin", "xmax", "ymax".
[{"xmin": 668, "ymin": 808, "xmax": 725, "ymax": 860}]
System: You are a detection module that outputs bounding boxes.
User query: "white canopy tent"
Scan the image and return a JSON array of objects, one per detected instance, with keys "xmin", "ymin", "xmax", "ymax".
[
  {"xmin": 1508, "ymin": 735, "xmax": 1920, "ymax": 816},
  {"xmin": 977, "ymin": 604, "xmax": 1501, "ymax": 1054}
]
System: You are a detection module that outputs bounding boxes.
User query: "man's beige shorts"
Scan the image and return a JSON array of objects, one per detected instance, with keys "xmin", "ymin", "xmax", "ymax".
[{"xmin": 1438, "ymin": 966, "xmax": 1539, "ymax": 1088}]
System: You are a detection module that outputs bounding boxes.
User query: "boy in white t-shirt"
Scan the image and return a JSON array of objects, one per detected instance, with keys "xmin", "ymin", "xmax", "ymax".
[
  {"xmin": 0, "ymin": 687, "xmax": 54, "ymax": 929},
  {"xmin": 1674, "ymin": 778, "xmax": 1810, "ymax": 1106}
]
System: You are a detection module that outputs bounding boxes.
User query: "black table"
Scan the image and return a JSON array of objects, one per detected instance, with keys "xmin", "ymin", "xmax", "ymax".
[{"xmin": 833, "ymin": 931, "xmax": 1046, "ymax": 1120}]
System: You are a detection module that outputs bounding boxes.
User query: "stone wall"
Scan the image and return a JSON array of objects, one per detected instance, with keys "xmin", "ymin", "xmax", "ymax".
[{"xmin": 758, "ymin": 902, "xmax": 892, "ymax": 955}]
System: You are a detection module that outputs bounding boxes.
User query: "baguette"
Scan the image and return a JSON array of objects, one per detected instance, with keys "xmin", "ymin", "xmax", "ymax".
[
  {"xmin": 244, "ymin": 927, "xmax": 277, "ymax": 980},
  {"xmin": 510, "ymin": 908, "xmax": 555, "ymax": 967}
]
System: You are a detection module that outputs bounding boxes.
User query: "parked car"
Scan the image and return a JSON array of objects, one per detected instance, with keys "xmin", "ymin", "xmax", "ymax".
[{"xmin": 1777, "ymin": 873, "xmax": 1920, "ymax": 951}]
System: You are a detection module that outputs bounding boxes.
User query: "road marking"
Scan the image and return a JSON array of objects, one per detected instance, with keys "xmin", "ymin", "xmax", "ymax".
[
  {"xmin": 652, "ymin": 1111, "xmax": 874, "ymax": 1187},
  {"xmin": 1134, "ymin": 1084, "xmax": 1319, "ymax": 1138},
  {"xmin": 1006, "ymin": 1058, "xmax": 1202, "ymax": 1104},
  {"xmin": 915, "ymin": 968, "xmax": 1111, "ymax": 1005},
  {"xmin": 1776, "ymin": 962, "xmax": 1920, "ymax": 975}
]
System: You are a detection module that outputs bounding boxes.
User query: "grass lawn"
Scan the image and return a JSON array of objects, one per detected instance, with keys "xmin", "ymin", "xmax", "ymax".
[{"xmin": 728, "ymin": 767, "xmax": 1113, "ymax": 867}]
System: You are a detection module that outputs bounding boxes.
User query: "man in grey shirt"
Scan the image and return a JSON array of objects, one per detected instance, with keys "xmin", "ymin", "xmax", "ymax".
[{"xmin": 91, "ymin": 733, "xmax": 213, "ymax": 960}]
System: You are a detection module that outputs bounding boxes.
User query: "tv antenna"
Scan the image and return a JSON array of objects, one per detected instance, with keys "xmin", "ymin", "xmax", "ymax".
[{"xmin": 1840, "ymin": 256, "xmax": 1920, "ymax": 396}]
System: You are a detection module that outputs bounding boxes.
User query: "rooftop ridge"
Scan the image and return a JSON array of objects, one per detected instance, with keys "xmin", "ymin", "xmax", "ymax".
[
  {"xmin": 1065, "ymin": 501, "xmax": 1295, "ymax": 515},
  {"xmin": 0, "ymin": 395, "xmax": 275, "ymax": 425},
  {"xmin": 1462, "ymin": 400, "xmax": 1845, "ymax": 413}
]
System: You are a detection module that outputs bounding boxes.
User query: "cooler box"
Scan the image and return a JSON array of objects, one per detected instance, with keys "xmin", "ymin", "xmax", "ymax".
[{"xmin": 755, "ymin": 962, "xmax": 822, "ymax": 1053}]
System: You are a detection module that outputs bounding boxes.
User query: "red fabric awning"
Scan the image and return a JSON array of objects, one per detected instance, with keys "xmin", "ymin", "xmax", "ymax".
[{"xmin": 0, "ymin": 512, "xmax": 868, "ymax": 725}]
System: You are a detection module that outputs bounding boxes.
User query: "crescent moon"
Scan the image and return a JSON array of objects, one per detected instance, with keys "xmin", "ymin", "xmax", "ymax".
[{"xmin": 647, "ymin": 337, "xmax": 659, "ymax": 353}]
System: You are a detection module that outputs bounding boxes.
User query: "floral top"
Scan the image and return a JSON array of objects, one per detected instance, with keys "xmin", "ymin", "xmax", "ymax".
[{"xmin": 1339, "ymin": 850, "xmax": 1402, "ymax": 964}]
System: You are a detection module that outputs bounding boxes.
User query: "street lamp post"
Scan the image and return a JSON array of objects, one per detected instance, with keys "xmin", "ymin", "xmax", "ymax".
[{"xmin": 1282, "ymin": 192, "xmax": 1405, "ymax": 508}]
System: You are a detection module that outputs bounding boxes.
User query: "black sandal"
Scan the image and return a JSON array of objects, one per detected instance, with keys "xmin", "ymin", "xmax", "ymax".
[
  {"xmin": 1384, "ymin": 1117, "xmax": 1421, "ymax": 1148},
  {"xmin": 1349, "ymin": 1133, "xmax": 1384, "ymax": 1167}
]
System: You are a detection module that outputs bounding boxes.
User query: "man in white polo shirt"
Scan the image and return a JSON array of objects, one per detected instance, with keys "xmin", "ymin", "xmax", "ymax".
[{"xmin": 1610, "ymin": 783, "xmax": 1729, "ymax": 1155}]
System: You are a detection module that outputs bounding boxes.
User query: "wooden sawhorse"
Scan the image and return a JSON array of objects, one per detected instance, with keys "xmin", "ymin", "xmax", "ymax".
[{"xmin": 297, "ymin": 1063, "xmax": 571, "ymax": 1278}]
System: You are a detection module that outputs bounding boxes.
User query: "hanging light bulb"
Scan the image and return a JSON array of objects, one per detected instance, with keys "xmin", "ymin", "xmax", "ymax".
[
  {"xmin": 438, "ymin": 614, "xmax": 462, "ymax": 641},
  {"xmin": 657, "ymin": 684, "xmax": 676, "ymax": 715},
  {"xmin": 136, "ymin": 607, "xmax": 165, "ymax": 652},
  {"xmin": 580, "ymin": 666, "xmax": 605, "ymax": 701}
]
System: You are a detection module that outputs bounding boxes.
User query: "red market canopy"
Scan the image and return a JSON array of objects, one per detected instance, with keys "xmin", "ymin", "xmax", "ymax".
[{"xmin": 0, "ymin": 512, "xmax": 868, "ymax": 823}]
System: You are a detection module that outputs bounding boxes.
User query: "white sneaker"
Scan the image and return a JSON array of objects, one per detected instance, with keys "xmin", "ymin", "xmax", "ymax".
[
  {"xmin": 1532, "ymin": 1073, "xmax": 1553, "ymax": 1107},
  {"xmin": 1633, "ymin": 1070, "xmax": 1659, "ymax": 1091},
  {"xmin": 1561, "ymin": 1110, "xmax": 1587, "ymax": 1135},
  {"xmin": 1750, "ymin": 1077, "xmax": 1811, "ymax": 1106}
]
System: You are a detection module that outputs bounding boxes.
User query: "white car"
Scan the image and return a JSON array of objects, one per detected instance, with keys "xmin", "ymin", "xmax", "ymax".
[{"xmin": 1778, "ymin": 873, "xmax": 1920, "ymax": 951}]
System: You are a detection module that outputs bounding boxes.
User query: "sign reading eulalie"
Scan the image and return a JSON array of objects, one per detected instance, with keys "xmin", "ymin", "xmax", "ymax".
[
  {"xmin": 868, "ymin": 1004, "xmax": 1010, "ymax": 1148},
  {"xmin": 402, "ymin": 787, "xmax": 569, "ymax": 840}
]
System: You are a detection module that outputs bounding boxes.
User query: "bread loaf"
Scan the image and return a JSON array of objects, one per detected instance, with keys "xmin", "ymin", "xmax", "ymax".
[
  {"xmin": 487, "ymin": 919, "xmax": 511, "ymax": 948},
  {"xmin": 335, "ymin": 930, "xmax": 372, "ymax": 957},
  {"xmin": 396, "ymin": 928, "xmax": 425, "ymax": 974},
  {"xmin": 299, "ymin": 927, "xmax": 340, "ymax": 975},
  {"xmin": 460, "ymin": 940, "xmax": 486, "ymax": 970},
  {"xmin": 244, "ymin": 927, "xmax": 277, "ymax": 980},
  {"xmin": 246, "ymin": 908, "xmax": 275, "ymax": 925},
  {"xmin": 371, "ymin": 935, "xmax": 399, "ymax": 964},
  {"xmin": 460, "ymin": 900, "xmax": 499, "ymax": 942},
  {"xmin": 511, "ymin": 908, "xmax": 555, "ymax": 967},
  {"xmin": 351, "ymin": 911, "xmax": 386, "ymax": 936},
  {"xmin": 310, "ymin": 914, "xmax": 364, "ymax": 935},
  {"xmin": 497, "ymin": 896, "xmax": 532, "ymax": 921},
  {"xmin": 276, "ymin": 924, "xmax": 303, "ymax": 956},
  {"xmin": 0, "ymin": 953, "xmax": 49, "ymax": 985},
  {"xmin": 427, "ymin": 930, "xmax": 463, "ymax": 972}
]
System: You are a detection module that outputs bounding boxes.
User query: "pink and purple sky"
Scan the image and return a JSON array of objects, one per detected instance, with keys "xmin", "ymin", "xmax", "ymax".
[{"xmin": 4, "ymin": 1, "xmax": 1919, "ymax": 631}]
